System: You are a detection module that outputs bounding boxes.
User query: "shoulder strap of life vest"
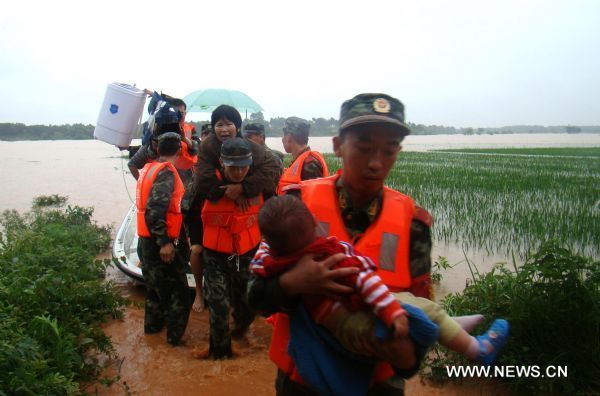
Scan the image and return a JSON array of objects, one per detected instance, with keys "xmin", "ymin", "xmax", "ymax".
[{"xmin": 278, "ymin": 150, "xmax": 329, "ymax": 194}]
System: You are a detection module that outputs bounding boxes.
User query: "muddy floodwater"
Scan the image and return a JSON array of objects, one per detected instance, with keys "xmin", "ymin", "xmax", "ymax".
[{"xmin": 3, "ymin": 136, "xmax": 592, "ymax": 395}]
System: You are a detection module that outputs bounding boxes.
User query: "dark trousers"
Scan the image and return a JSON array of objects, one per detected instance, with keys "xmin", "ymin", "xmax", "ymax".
[
  {"xmin": 140, "ymin": 237, "xmax": 191, "ymax": 345},
  {"xmin": 202, "ymin": 247, "xmax": 257, "ymax": 358}
]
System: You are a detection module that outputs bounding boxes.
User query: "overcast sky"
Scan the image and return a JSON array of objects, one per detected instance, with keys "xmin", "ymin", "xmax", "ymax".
[{"xmin": 1, "ymin": 0, "xmax": 598, "ymax": 127}]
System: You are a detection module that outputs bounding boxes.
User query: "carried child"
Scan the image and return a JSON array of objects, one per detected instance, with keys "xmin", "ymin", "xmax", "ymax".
[{"xmin": 251, "ymin": 195, "xmax": 509, "ymax": 366}]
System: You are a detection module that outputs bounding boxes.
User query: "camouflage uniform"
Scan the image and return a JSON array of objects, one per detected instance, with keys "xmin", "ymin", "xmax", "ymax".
[
  {"xmin": 297, "ymin": 146, "xmax": 325, "ymax": 181},
  {"xmin": 128, "ymin": 143, "xmax": 159, "ymax": 171},
  {"xmin": 202, "ymin": 247, "xmax": 257, "ymax": 358},
  {"xmin": 140, "ymin": 166, "xmax": 191, "ymax": 345},
  {"xmin": 282, "ymin": 117, "xmax": 326, "ymax": 198},
  {"xmin": 243, "ymin": 121, "xmax": 285, "ymax": 185}
]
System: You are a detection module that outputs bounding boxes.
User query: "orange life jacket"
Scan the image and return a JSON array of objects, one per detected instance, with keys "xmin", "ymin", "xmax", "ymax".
[
  {"xmin": 173, "ymin": 123, "xmax": 198, "ymax": 170},
  {"xmin": 201, "ymin": 179, "xmax": 263, "ymax": 255},
  {"xmin": 136, "ymin": 161, "xmax": 185, "ymax": 239},
  {"xmin": 269, "ymin": 173, "xmax": 416, "ymax": 384},
  {"xmin": 277, "ymin": 149, "xmax": 329, "ymax": 195}
]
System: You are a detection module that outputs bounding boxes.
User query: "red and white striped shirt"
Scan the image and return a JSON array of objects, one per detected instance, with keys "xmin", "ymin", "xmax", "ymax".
[{"xmin": 250, "ymin": 236, "xmax": 406, "ymax": 326}]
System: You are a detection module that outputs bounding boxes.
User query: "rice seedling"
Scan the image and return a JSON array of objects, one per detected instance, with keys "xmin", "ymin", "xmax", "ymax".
[
  {"xmin": 322, "ymin": 147, "xmax": 599, "ymax": 258},
  {"xmin": 435, "ymin": 147, "xmax": 600, "ymax": 157}
]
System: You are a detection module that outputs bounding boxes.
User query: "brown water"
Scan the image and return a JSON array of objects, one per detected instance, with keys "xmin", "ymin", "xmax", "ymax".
[{"xmin": 1, "ymin": 139, "xmax": 513, "ymax": 395}]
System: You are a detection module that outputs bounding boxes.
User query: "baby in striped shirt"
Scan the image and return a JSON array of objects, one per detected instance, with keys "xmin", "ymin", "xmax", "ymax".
[{"xmin": 251, "ymin": 195, "xmax": 509, "ymax": 365}]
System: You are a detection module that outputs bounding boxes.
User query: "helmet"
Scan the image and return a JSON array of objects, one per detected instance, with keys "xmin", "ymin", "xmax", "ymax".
[{"xmin": 154, "ymin": 102, "xmax": 182, "ymax": 125}]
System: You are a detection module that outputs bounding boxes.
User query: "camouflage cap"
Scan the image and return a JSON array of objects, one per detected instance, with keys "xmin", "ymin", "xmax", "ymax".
[
  {"xmin": 339, "ymin": 93, "xmax": 410, "ymax": 136},
  {"xmin": 154, "ymin": 104, "xmax": 182, "ymax": 125},
  {"xmin": 221, "ymin": 137, "xmax": 252, "ymax": 167},
  {"xmin": 200, "ymin": 123, "xmax": 213, "ymax": 134},
  {"xmin": 283, "ymin": 116, "xmax": 310, "ymax": 138},
  {"xmin": 243, "ymin": 122, "xmax": 265, "ymax": 135}
]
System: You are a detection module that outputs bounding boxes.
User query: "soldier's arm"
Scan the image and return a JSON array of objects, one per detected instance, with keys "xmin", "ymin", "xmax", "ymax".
[
  {"xmin": 183, "ymin": 197, "xmax": 204, "ymax": 246},
  {"xmin": 128, "ymin": 145, "xmax": 149, "ymax": 179},
  {"xmin": 145, "ymin": 168, "xmax": 175, "ymax": 247},
  {"xmin": 247, "ymin": 253, "xmax": 354, "ymax": 316},
  {"xmin": 186, "ymin": 125, "xmax": 200, "ymax": 155},
  {"xmin": 241, "ymin": 141, "xmax": 280, "ymax": 198},
  {"xmin": 192, "ymin": 136, "xmax": 220, "ymax": 201},
  {"xmin": 408, "ymin": 207, "xmax": 433, "ymax": 300},
  {"xmin": 247, "ymin": 275, "xmax": 300, "ymax": 316},
  {"xmin": 300, "ymin": 156, "xmax": 324, "ymax": 181}
]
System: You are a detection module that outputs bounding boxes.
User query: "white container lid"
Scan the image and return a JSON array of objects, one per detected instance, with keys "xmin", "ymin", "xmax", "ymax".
[{"xmin": 109, "ymin": 83, "xmax": 147, "ymax": 97}]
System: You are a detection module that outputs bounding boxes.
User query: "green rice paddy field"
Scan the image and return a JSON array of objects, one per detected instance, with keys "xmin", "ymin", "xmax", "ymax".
[{"xmin": 323, "ymin": 147, "xmax": 600, "ymax": 258}]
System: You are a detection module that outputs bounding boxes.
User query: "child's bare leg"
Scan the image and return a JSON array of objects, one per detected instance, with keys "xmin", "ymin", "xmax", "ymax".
[
  {"xmin": 452, "ymin": 314, "xmax": 484, "ymax": 332},
  {"xmin": 443, "ymin": 329, "xmax": 480, "ymax": 358},
  {"xmin": 443, "ymin": 320, "xmax": 510, "ymax": 365},
  {"xmin": 190, "ymin": 245, "xmax": 204, "ymax": 312}
]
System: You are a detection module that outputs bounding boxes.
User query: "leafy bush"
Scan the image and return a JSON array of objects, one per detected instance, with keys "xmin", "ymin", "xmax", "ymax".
[
  {"xmin": 422, "ymin": 241, "xmax": 600, "ymax": 395},
  {"xmin": 0, "ymin": 195, "xmax": 127, "ymax": 394}
]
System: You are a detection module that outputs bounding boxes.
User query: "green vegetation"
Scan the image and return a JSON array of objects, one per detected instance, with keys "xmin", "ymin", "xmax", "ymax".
[
  {"xmin": 423, "ymin": 242, "xmax": 600, "ymax": 395},
  {"xmin": 435, "ymin": 147, "xmax": 600, "ymax": 157},
  {"xmin": 2, "ymin": 120, "xmax": 598, "ymax": 140},
  {"xmin": 0, "ymin": 123, "xmax": 94, "ymax": 141},
  {"xmin": 323, "ymin": 149, "xmax": 599, "ymax": 258},
  {"xmin": 0, "ymin": 196, "xmax": 127, "ymax": 394}
]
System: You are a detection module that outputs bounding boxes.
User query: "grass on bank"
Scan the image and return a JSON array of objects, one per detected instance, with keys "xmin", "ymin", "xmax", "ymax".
[
  {"xmin": 423, "ymin": 241, "xmax": 600, "ymax": 395},
  {"xmin": 0, "ymin": 196, "xmax": 128, "ymax": 394},
  {"xmin": 434, "ymin": 147, "xmax": 600, "ymax": 157},
  {"xmin": 322, "ymin": 147, "xmax": 599, "ymax": 258}
]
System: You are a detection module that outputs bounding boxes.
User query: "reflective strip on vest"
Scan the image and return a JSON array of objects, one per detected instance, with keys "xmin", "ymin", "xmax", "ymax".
[
  {"xmin": 380, "ymin": 232, "xmax": 399, "ymax": 272},
  {"xmin": 316, "ymin": 221, "xmax": 329, "ymax": 237}
]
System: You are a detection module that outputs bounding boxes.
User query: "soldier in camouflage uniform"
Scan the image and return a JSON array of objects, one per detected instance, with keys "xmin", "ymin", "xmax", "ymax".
[
  {"xmin": 243, "ymin": 121, "xmax": 284, "ymax": 188},
  {"xmin": 281, "ymin": 117, "xmax": 328, "ymax": 186},
  {"xmin": 200, "ymin": 138, "xmax": 259, "ymax": 359},
  {"xmin": 243, "ymin": 121, "xmax": 285, "ymax": 164},
  {"xmin": 138, "ymin": 132, "xmax": 191, "ymax": 346},
  {"xmin": 248, "ymin": 93, "xmax": 433, "ymax": 395}
]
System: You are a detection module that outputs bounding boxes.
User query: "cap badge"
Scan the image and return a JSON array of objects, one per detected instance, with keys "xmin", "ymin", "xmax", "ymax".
[{"xmin": 373, "ymin": 98, "xmax": 391, "ymax": 113}]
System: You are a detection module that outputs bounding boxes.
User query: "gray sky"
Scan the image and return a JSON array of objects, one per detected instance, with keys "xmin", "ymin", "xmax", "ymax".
[{"xmin": 1, "ymin": 0, "xmax": 599, "ymax": 127}]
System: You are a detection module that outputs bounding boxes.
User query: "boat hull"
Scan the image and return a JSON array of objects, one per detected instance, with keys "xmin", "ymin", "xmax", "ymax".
[{"xmin": 112, "ymin": 203, "xmax": 196, "ymax": 288}]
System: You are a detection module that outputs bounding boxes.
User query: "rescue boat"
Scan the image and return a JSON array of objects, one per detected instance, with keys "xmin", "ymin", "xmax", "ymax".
[{"xmin": 112, "ymin": 203, "xmax": 196, "ymax": 288}]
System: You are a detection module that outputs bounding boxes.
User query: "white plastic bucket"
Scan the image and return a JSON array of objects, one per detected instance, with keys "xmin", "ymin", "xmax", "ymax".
[{"xmin": 94, "ymin": 83, "xmax": 147, "ymax": 146}]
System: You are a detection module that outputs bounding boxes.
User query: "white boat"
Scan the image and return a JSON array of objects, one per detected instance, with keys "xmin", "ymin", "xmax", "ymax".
[{"xmin": 112, "ymin": 203, "xmax": 196, "ymax": 288}]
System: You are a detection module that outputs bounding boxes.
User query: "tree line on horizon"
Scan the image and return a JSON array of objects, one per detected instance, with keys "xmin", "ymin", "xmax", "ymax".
[{"xmin": 0, "ymin": 114, "xmax": 596, "ymax": 141}]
